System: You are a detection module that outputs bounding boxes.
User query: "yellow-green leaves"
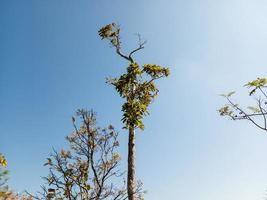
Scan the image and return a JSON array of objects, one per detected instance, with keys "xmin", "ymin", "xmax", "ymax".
[
  {"xmin": 218, "ymin": 106, "xmax": 233, "ymax": 117},
  {"xmin": 220, "ymin": 91, "xmax": 235, "ymax": 98},
  {"xmin": 98, "ymin": 23, "xmax": 119, "ymax": 40},
  {"xmin": 143, "ymin": 64, "xmax": 170, "ymax": 79},
  {"xmin": 110, "ymin": 62, "xmax": 169, "ymax": 130},
  {"xmin": 60, "ymin": 149, "xmax": 71, "ymax": 159},
  {"xmin": 245, "ymin": 78, "xmax": 267, "ymax": 88},
  {"xmin": 0, "ymin": 154, "xmax": 7, "ymax": 167},
  {"xmin": 247, "ymin": 106, "xmax": 261, "ymax": 113},
  {"xmin": 44, "ymin": 158, "xmax": 52, "ymax": 166},
  {"xmin": 98, "ymin": 23, "xmax": 121, "ymax": 48},
  {"xmin": 122, "ymin": 101, "xmax": 147, "ymax": 130},
  {"xmin": 127, "ymin": 62, "xmax": 142, "ymax": 75},
  {"xmin": 244, "ymin": 78, "xmax": 267, "ymax": 95}
]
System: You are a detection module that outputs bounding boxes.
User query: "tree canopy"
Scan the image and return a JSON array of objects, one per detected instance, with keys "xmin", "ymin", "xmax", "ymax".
[
  {"xmin": 31, "ymin": 109, "xmax": 144, "ymax": 200},
  {"xmin": 219, "ymin": 77, "xmax": 267, "ymax": 132}
]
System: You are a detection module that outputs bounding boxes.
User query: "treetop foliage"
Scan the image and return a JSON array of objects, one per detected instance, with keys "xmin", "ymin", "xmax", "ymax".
[
  {"xmin": 108, "ymin": 62, "xmax": 169, "ymax": 130},
  {"xmin": 99, "ymin": 23, "xmax": 170, "ymax": 130}
]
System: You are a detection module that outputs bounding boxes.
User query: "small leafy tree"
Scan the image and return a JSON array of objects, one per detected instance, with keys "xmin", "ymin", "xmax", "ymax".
[
  {"xmin": 99, "ymin": 23, "xmax": 170, "ymax": 200},
  {"xmin": 30, "ymin": 109, "xmax": 143, "ymax": 200},
  {"xmin": 219, "ymin": 77, "xmax": 267, "ymax": 131},
  {"xmin": 0, "ymin": 154, "xmax": 8, "ymax": 198},
  {"xmin": 0, "ymin": 154, "xmax": 32, "ymax": 200}
]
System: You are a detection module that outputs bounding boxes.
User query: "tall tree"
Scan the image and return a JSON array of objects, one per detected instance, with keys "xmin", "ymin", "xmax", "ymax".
[
  {"xmin": 219, "ymin": 77, "xmax": 267, "ymax": 132},
  {"xmin": 30, "ymin": 109, "xmax": 143, "ymax": 200},
  {"xmin": 98, "ymin": 23, "xmax": 170, "ymax": 200}
]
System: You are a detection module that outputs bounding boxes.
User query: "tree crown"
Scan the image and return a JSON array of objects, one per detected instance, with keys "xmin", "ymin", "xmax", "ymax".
[{"xmin": 99, "ymin": 23, "xmax": 170, "ymax": 130}]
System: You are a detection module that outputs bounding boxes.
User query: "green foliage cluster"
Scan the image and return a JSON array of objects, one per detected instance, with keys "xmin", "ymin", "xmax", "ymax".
[
  {"xmin": 98, "ymin": 23, "xmax": 120, "ymax": 47},
  {"xmin": 0, "ymin": 154, "xmax": 7, "ymax": 167},
  {"xmin": 244, "ymin": 78, "xmax": 267, "ymax": 96},
  {"xmin": 108, "ymin": 62, "xmax": 169, "ymax": 130},
  {"xmin": 143, "ymin": 64, "xmax": 170, "ymax": 79},
  {"xmin": 218, "ymin": 105, "xmax": 234, "ymax": 117}
]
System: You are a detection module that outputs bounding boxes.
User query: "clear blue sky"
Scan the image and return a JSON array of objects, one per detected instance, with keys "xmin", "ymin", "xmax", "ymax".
[{"xmin": 1, "ymin": 1, "xmax": 267, "ymax": 199}]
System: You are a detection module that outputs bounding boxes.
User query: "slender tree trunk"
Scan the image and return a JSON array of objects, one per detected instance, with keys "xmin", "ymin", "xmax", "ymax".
[{"xmin": 127, "ymin": 126, "xmax": 136, "ymax": 200}]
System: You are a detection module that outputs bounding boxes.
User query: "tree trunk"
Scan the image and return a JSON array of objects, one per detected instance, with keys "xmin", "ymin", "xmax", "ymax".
[{"xmin": 127, "ymin": 126, "xmax": 136, "ymax": 200}]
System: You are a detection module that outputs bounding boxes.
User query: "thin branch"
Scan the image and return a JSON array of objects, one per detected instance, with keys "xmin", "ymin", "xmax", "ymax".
[
  {"xmin": 257, "ymin": 98, "xmax": 267, "ymax": 129},
  {"xmin": 227, "ymin": 97, "xmax": 267, "ymax": 131},
  {"xmin": 259, "ymin": 87, "xmax": 267, "ymax": 99},
  {"xmin": 129, "ymin": 34, "xmax": 146, "ymax": 62}
]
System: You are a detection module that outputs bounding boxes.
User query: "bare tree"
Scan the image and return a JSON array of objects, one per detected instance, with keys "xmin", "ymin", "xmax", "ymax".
[
  {"xmin": 98, "ymin": 23, "xmax": 170, "ymax": 200},
  {"xmin": 219, "ymin": 77, "xmax": 267, "ymax": 132},
  {"xmin": 29, "ymin": 109, "xmax": 144, "ymax": 200}
]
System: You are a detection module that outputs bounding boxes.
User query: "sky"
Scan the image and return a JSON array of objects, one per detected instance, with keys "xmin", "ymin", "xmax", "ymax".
[{"xmin": 1, "ymin": 0, "xmax": 267, "ymax": 199}]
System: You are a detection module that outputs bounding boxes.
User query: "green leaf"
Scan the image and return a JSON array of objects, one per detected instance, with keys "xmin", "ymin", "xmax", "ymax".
[
  {"xmin": 220, "ymin": 91, "xmax": 235, "ymax": 98},
  {"xmin": 247, "ymin": 106, "xmax": 260, "ymax": 113},
  {"xmin": 0, "ymin": 154, "xmax": 7, "ymax": 167}
]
